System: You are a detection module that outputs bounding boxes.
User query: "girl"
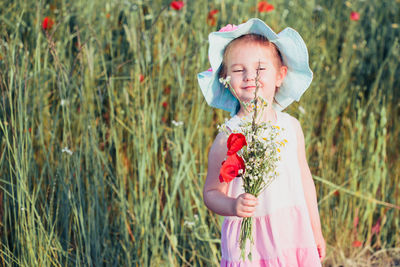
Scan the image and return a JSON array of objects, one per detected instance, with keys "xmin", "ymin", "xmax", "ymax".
[{"xmin": 198, "ymin": 19, "xmax": 326, "ymax": 266}]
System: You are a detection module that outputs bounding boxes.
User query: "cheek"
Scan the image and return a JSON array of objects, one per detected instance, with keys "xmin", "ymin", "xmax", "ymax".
[
  {"xmin": 275, "ymin": 75, "xmax": 283, "ymax": 86},
  {"xmin": 230, "ymin": 79, "xmax": 240, "ymax": 89},
  {"xmin": 229, "ymin": 74, "xmax": 242, "ymax": 84}
]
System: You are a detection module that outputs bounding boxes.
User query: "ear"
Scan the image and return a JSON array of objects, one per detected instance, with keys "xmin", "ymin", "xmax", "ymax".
[{"xmin": 276, "ymin": 66, "xmax": 288, "ymax": 87}]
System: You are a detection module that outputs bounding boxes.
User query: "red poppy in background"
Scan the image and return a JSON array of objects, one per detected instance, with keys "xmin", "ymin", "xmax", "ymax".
[
  {"xmin": 162, "ymin": 102, "xmax": 168, "ymax": 108},
  {"xmin": 207, "ymin": 9, "xmax": 219, "ymax": 26},
  {"xmin": 219, "ymin": 154, "xmax": 245, "ymax": 183},
  {"xmin": 227, "ymin": 133, "xmax": 247, "ymax": 156},
  {"xmin": 42, "ymin": 17, "xmax": 54, "ymax": 31},
  {"xmin": 353, "ymin": 215, "xmax": 359, "ymax": 228},
  {"xmin": 258, "ymin": 1, "xmax": 274, "ymax": 13},
  {"xmin": 164, "ymin": 86, "xmax": 171, "ymax": 94},
  {"xmin": 352, "ymin": 240, "xmax": 362, "ymax": 247},
  {"xmin": 350, "ymin": 11, "xmax": 360, "ymax": 21},
  {"xmin": 170, "ymin": 1, "xmax": 184, "ymax": 10},
  {"xmin": 139, "ymin": 74, "xmax": 145, "ymax": 83},
  {"xmin": 371, "ymin": 218, "xmax": 381, "ymax": 235}
]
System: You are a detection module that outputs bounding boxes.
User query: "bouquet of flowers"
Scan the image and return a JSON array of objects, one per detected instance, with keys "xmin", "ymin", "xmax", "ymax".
[{"xmin": 218, "ymin": 72, "xmax": 286, "ymax": 261}]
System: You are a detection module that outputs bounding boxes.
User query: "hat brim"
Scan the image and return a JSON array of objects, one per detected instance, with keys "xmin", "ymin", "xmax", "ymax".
[{"xmin": 197, "ymin": 18, "xmax": 313, "ymax": 115}]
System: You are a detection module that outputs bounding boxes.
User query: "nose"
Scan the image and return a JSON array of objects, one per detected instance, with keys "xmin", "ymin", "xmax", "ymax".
[{"xmin": 244, "ymin": 70, "xmax": 256, "ymax": 81}]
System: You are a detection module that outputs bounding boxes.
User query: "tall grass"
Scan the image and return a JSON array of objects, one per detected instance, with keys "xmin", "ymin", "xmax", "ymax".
[{"xmin": 0, "ymin": 0, "xmax": 399, "ymax": 266}]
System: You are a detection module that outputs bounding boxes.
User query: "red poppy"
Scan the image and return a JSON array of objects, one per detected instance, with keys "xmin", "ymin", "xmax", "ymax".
[
  {"xmin": 162, "ymin": 102, "xmax": 168, "ymax": 108},
  {"xmin": 333, "ymin": 190, "xmax": 339, "ymax": 196},
  {"xmin": 352, "ymin": 240, "xmax": 362, "ymax": 247},
  {"xmin": 353, "ymin": 215, "xmax": 359, "ymax": 228},
  {"xmin": 258, "ymin": 2, "xmax": 274, "ymax": 13},
  {"xmin": 164, "ymin": 86, "xmax": 171, "ymax": 94},
  {"xmin": 371, "ymin": 218, "xmax": 381, "ymax": 235},
  {"xmin": 227, "ymin": 133, "xmax": 247, "ymax": 156},
  {"xmin": 170, "ymin": 1, "xmax": 184, "ymax": 10},
  {"xmin": 207, "ymin": 9, "xmax": 219, "ymax": 26},
  {"xmin": 42, "ymin": 17, "xmax": 54, "ymax": 31},
  {"xmin": 139, "ymin": 74, "xmax": 145, "ymax": 83},
  {"xmin": 219, "ymin": 154, "xmax": 245, "ymax": 183},
  {"xmin": 350, "ymin": 11, "xmax": 360, "ymax": 21}
]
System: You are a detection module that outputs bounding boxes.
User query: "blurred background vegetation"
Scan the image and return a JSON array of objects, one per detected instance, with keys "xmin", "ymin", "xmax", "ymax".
[{"xmin": 0, "ymin": 0, "xmax": 399, "ymax": 266}]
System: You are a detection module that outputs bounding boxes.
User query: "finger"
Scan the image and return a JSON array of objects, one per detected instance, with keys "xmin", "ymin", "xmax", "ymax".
[
  {"xmin": 238, "ymin": 197, "xmax": 258, "ymax": 206},
  {"xmin": 243, "ymin": 199, "xmax": 258, "ymax": 207},
  {"xmin": 320, "ymin": 254, "xmax": 325, "ymax": 262},
  {"xmin": 318, "ymin": 246, "xmax": 326, "ymax": 261},
  {"xmin": 238, "ymin": 204, "xmax": 255, "ymax": 213},
  {"xmin": 238, "ymin": 205, "xmax": 256, "ymax": 213}
]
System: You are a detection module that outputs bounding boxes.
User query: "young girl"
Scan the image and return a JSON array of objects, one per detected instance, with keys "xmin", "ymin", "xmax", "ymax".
[{"xmin": 198, "ymin": 19, "xmax": 326, "ymax": 266}]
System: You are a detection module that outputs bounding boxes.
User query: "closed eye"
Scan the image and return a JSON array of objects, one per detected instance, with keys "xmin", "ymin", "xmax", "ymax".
[{"xmin": 233, "ymin": 69, "xmax": 244, "ymax": 72}]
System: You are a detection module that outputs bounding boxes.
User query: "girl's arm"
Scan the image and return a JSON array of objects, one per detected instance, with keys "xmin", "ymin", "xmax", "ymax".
[
  {"xmin": 203, "ymin": 132, "xmax": 258, "ymax": 217},
  {"xmin": 292, "ymin": 117, "xmax": 326, "ymax": 261}
]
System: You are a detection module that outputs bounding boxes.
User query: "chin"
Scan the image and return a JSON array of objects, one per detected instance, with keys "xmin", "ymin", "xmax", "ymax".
[{"xmin": 238, "ymin": 95, "xmax": 254, "ymax": 103}]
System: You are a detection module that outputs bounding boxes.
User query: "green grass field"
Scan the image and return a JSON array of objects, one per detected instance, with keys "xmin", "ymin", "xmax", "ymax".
[{"xmin": 0, "ymin": 0, "xmax": 399, "ymax": 266}]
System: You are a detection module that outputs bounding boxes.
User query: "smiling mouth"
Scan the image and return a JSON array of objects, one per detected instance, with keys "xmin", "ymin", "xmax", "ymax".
[{"xmin": 243, "ymin": 86, "xmax": 257, "ymax": 90}]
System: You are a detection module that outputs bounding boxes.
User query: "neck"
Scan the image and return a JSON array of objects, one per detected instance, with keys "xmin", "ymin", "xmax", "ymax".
[{"xmin": 236, "ymin": 104, "xmax": 277, "ymax": 124}]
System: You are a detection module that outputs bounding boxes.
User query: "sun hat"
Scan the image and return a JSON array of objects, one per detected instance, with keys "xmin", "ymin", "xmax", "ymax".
[{"xmin": 197, "ymin": 18, "xmax": 313, "ymax": 116}]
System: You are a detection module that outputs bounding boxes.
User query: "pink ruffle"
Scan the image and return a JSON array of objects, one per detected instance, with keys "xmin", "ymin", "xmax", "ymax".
[{"xmin": 220, "ymin": 247, "xmax": 321, "ymax": 266}]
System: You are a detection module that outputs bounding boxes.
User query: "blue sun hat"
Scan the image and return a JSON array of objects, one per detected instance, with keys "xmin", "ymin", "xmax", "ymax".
[{"xmin": 197, "ymin": 18, "xmax": 313, "ymax": 116}]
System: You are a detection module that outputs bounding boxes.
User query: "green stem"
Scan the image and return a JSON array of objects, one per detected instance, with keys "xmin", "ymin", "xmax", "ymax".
[{"xmin": 240, "ymin": 217, "xmax": 254, "ymax": 260}]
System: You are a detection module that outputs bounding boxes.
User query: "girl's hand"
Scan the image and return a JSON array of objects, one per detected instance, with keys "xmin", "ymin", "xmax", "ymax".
[
  {"xmin": 315, "ymin": 233, "xmax": 326, "ymax": 262},
  {"xmin": 233, "ymin": 193, "xmax": 258, "ymax": 217}
]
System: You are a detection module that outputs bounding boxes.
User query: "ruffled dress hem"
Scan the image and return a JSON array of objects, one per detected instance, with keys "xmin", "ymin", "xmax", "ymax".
[{"xmin": 221, "ymin": 247, "xmax": 321, "ymax": 267}]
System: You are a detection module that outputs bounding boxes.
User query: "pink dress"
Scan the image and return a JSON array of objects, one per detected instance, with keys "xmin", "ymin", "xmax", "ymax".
[{"xmin": 221, "ymin": 111, "xmax": 321, "ymax": 267}]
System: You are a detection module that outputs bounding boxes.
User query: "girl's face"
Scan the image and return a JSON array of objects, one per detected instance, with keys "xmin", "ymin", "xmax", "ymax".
[{"xmin": 225, "ymin": 41, "xmax": 287, "ymax": 106}]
